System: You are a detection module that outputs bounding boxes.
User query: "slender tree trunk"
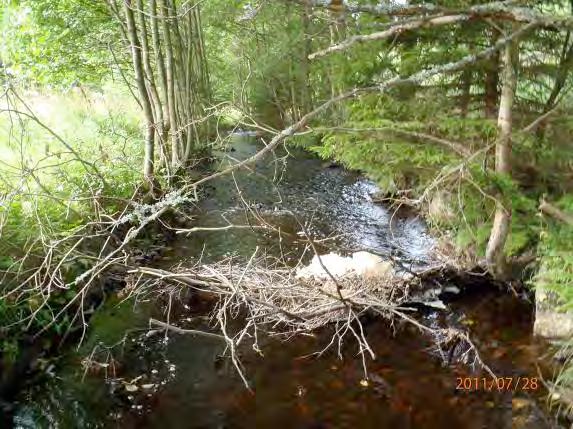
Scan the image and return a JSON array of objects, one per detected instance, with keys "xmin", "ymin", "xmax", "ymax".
[
  {"xmin": 460, "ymin": 69, "xmax": 472, "ymax": 118},
  {"xmin": 535, "ymin": 31, "xmax": 573, "ymax": 138},
  {"xmin": 150, "ymin": 0, "xmax": 168, "ymax": 119},
  {"xmin": 149, "ymin": 0, "xmax": 170, "ymax": 172},
  {"xmin": 158, "ymin": 0, "xmax": 180, "ymax": 170},
  {"xmin": 484, "ymin": 59, "xmax": 499, "ymax": 118},
  {"xmin": 327, "ymin": 17, "xmax": 340, "ymax": 118},
  {"xmin": 300, "ymin": 2, "xmax": 313, "ymax": 113},
  {"xmin": 486, "ymin": 35, "xmax": 518, "ymax": 279},
  {"xmin": 124, "ymin": 0, "xmax": 155, "ymax": 180},
  {"xmin": 168, "ymin": 0, "xmax": 192, "ymax": 163},
  {"xmin": 195, "ymin": 7, "xmax": 211, "ymax": 103},
  {"xmin": 545, "ymin": 34, "xmax": 573, "ymax": 111},
  {"xmin": 484, "ymin": 29, "xmax": 500, "ymax": 119},
  {"xmin": 136, "ymin": 0, "xmax": 164, "ymax": 150}
]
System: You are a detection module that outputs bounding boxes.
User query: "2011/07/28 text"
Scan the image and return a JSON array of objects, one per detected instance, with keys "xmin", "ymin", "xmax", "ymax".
[{"xmin": 456, "ymin": 377, "xmax": 539, "ymax": 392}]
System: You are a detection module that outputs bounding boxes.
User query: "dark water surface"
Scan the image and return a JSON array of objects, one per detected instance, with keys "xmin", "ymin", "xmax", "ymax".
[{"xmin": 11, "ymin": 136, "xmax": 556, "ymax": 428}]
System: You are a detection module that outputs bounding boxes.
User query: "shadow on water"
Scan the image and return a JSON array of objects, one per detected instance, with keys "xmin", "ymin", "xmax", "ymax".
[{"xmin": 10, "ymin": 136, "xmax": 557, "ymax": 428}]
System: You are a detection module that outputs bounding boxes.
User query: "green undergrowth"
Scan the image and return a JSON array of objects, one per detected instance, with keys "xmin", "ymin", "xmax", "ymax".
[
  {"xmin": 534, "ymin": 196, "xmax": 573, "ymax": 307},
  {"xmin": 0, "ymin": 84, "xmax": 146, "ymax": 373},
  {"xmin": 535, "ymin": 196, "xmax": 573, "ymax": 403},
  {"xmin": 0, "ymin": 83, "xmax": 143, "ymax": 242}
]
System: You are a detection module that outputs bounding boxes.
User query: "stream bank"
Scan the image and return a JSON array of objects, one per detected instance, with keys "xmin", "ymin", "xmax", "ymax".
[{"xmin": 8, "ymin": 135, "xmax": 563, "ymax": 428}]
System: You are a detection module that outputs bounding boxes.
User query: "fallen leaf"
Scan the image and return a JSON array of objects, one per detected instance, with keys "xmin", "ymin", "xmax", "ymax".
[{"xmin": 512, "ymin": 398, "xmax": 532, "ymax": 411}]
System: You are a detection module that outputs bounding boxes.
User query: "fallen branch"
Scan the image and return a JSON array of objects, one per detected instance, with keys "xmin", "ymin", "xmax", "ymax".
[
  {"xmin": 539, "ymin": 199, "xmax": 573, "ymax": 226},
  {"xmin": 175, "ymin": 224, "xmax": 270, "ymax": 235},
  {"xmin": 522, "ymin": 105, "xmax": 562, "ymax": 133},
  {"xmin": 149, "ymin": 318, "xmax": 227, "ymax": 341}
]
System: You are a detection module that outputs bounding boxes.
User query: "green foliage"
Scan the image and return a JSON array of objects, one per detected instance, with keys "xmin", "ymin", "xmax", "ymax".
[
  {"xmin": 534, "ymin": 196, "xmax": 573, "ymax": 310},
  {"xmin": 0, "ymin": 85, "xmax": 142, "ymax": 238},
  {"xmin": 0, "ymin": 84, "xmax": 143, "ymax": 356},
  {"xmin": 1, "ymin": 0, "xmax": 117, "ymax": 86}
]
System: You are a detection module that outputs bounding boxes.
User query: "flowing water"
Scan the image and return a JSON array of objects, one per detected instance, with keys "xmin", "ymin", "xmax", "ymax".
[{"xmin": 8, "ymin": 135, "xmax": 558, "ymax": 428}]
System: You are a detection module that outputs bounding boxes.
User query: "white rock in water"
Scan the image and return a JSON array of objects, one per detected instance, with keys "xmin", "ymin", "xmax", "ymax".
[
  {"xmin": 295, "ymin": 253, "xmax": 354, "ymax": 279},
  {"xmin": 351, "ymin": 251, "xmax": 393, "ymax": 279},
  {"xmin": 296, "ymin": 251, "xmax": 393, "ymax": 280}
]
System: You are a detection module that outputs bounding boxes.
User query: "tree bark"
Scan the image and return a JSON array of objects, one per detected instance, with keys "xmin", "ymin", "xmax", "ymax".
[
  {"xmin": 460, "ymin": 69, "xmax": 472, "ymax": 118},
  {"xmin": 486, "ymin": 34, "xmax": 517, "ymax": 279},
  {"xmin": 149, "ymin": 0, "xmax": 168, "ymax": 119},
  {"xmin": 158, "ymin": 0, "xmax": 180, "ymax": 170},
  {"xmin": 484, "ymin": 29, "xmax": 500, "ymax": 119},
  {"xmin": 136, "ymin": 0, "xmax": 164, "ymax": 149},
  {"xmin": 300, "ymin": 2, "xmax": 313, "ymax": 113},
  {"xmin": 110, "ymin": 0, "xmax": 211, "ymax": 178},
  {"xmin": 124, "ymin": 0, "xmax": 155, "ymax": 180},
  {"xmin": 149, "ymin": 0, "xmax": 170, "ymax": 171}
]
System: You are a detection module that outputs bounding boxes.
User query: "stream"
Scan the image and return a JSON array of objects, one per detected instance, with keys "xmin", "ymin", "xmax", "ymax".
[{"xmin": 8, "ymin": 135, "xmax": 558, "ymax": 428}]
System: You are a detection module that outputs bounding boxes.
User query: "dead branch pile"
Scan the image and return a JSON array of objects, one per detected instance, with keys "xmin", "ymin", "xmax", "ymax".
[
  {"xmin": 131, "ymin": 254, "xmax": 413, "ymax": 330},
  {"xmin": 128, "ymin": 252, "xmax": 495, "ymax": 386}
]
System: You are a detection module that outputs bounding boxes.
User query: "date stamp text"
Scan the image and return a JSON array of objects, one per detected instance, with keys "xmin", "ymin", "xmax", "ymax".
[{"xmin": 455, "ymin": 377, "xmax": 539, "ymax": 392}]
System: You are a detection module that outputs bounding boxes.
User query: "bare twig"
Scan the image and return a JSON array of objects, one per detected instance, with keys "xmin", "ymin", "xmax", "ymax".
[{"xmin": 149, "ymin": 317, "xmax": 227, "ymax": 340}]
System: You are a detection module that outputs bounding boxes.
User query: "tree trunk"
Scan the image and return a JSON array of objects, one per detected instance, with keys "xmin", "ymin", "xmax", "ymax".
[
  {"xmin": 460, "ymin": 69, "xmax": 472, "ymax": 118},
  {"xmin": 158, "ymin": 0, "xmax": 180, "ymax": 170},
  {"xmin": 136, "ymin": 0, "xmax": 164, "ymax": 159},
  {"xmin": 149, "ymin": 0, "xmax": 168, "ymax": 120},
  {"xmin": 112, "ymin": 0, "xmax": 211, "ymax": 177},
  {"xmin": 484, "ymin": 29, "xmax": 500, "ymax": 119},
  {"xmin": 124, "ymin": 0, "xmax": 155, "ymax": 180},
  {"xmin": 149, "ymin": 0, "xmax": 171, "ymax": 172},
  {"xmin": 300, "ymin": 2, "xmax": 313, "ymax": 113},
  {"xmin": 535, "ymin": 31, "xmax": 573, "ymax": 138},
  {"xmin": 486, "ymin": 35, "xmax": 517, "ymax": 279}
]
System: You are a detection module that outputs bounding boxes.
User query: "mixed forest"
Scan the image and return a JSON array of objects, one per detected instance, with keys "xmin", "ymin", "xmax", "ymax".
[{"xmin": 0, "ymin": 0, "xmax": 573, "ymax": 426}]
